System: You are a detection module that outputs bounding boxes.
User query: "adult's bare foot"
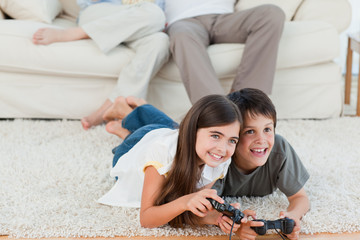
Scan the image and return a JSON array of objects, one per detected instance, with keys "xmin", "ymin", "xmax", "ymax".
[
  {"xmin": 32, "ymin": 27, "xmax": 88, "ymax": 45},
  {"xmin": 103, "ymin": 96, "xmax": 133, "ymax": 122},
  {"xmin": 126, "ymin": 96, "xmax": 147, "ymax": 108},
  {"xmin": 81, "ymin": 99, "xmax": 112, "ymax": 130},
  {"xmin": 106, "ymin": 120, "xmax": 130, "ymax": 139}
]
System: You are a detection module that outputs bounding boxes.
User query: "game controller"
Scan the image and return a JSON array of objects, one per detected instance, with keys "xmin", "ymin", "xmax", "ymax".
[
  {"xmin": 251, "ymin": 217, "xmax": 295, "ymax": 235},
  {"xmin": 207, "ymin": 198, "xmax": 244, "ymax": 224}
]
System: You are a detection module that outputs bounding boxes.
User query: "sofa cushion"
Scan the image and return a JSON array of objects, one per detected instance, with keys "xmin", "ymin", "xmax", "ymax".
[
  {"xmin": 0, "ymin": 0, "xmax": 62, "ymax": 23},
  {"xmin": 0, "ymin": 9, "xmax": 4, "ymax": 19},
  {"xmin": 158, "ymin": 21, "xmax": 339, "ymax": 83},
  {"xmin": 276, "ymin": 21, "xmax": 339, "ymax": 68},
  {"xmin": 293, "ymin": 0, "xmax": 352, "ymax": 33},
  {"xmin": 235, "ymin": 0, "xmax": 303, "ymax": 21},
  {"xmin": 149, "ymin": 62, "xmax": 343, "ymax": 120},
  {"xmin": 0, "ymin": 20, "xmax": 133, "ymax": 78}
]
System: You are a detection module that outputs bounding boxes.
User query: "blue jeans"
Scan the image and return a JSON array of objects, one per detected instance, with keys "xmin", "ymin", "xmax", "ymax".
[{"xmin": 112, "ymin": 104, "xmax": 178, "ymax": 167}]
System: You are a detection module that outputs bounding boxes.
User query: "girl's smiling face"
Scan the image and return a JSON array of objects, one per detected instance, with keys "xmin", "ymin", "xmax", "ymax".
[
  {"xmin": 195, "ymin": 121, "xmax": 240, "ymax": 168},
  {"xmin": 235, "ymin": 113, "xmax": 275, "ymax": 174}
]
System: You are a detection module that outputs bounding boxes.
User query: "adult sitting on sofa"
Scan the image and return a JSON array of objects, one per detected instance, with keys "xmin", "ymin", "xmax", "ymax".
[
  {"xmin": 0, "ymin": 0, "xmax": 352, "ymax": 122},
  {"xmin": 32, "ymin": 0, "xmax": 169, "ymax": 130},
  {"xmin": 165, "ymin": 1, "xmax": 285, "ymax": 105}
]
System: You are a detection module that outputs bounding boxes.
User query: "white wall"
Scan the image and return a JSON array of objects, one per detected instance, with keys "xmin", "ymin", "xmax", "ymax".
[{"xmin": 336, "ymin": 0, "xmax": 360, "ymax": 75}]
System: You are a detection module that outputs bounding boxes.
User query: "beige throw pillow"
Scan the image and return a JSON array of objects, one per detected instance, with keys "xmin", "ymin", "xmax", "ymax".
[
  {"xmin": 235, "ymin": 0, "xmax": 303, "ymax": 21},
  {"xmin": 0, "ymin": 0, "xmax": 62, "ymax": 23}
]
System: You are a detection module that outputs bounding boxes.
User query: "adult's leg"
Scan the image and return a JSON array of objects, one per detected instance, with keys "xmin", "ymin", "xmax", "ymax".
[
  {"xmin": 166, "ymin": 17, "xmax": 224, "ymax": 104},
  {"xmin": 85, "ymin": 32, "xmax": 169, "ymax": 129},
  {"xmin": 80, "ymin": 3, "xmax": 168, "ymax": 129},
  {"xmin": 108, "ymin": 32, "xmax": 170, "ymax": 101},
  {"xmin": 79, "ymin": 2, "xmax": 166, "ymax": 53},
  {"xmin": 32, "ymin": 27, "xmax": 89, "ymax": 45},
  {"xmin": 34, "ymin": 2, "xmax": 165, "ymax": 47},
  {"xmin": 212, "ymin": 5, "xmax": 285, "ymax": 94}
]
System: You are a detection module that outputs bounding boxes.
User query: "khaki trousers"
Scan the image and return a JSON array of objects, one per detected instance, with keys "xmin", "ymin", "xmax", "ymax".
[{"xmin": 166, "ymin": 5, "xmax": 285, "ymax": 103}]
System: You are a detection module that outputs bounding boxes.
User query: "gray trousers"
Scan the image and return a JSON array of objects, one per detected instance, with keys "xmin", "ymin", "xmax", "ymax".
[{"xmin": 166, "ymin": 5, "xmax": 285, "ymax": 103}]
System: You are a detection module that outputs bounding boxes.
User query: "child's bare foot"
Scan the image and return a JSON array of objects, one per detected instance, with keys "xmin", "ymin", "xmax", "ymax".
[
  {"xmin": 81, "ymin": 99, "xmax": 112, "ymax": 130},
  {"xmin": 103, "ymin": 96, "xmax": 133, "ymax": 122},
  {"xmin": 106, "ymin": 120, "xmax": 130, "ymax": 139},
  {"xmin": 32, "ymin": 27, "xmax": 88, "ymax": 45},
  {"xmin": 126, "ymin": 96, "xmax": 147, "ymax": 108}
]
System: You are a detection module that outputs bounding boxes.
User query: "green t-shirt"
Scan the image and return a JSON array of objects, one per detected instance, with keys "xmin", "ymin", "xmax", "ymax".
[{"xmin": 212, "ymin": 134, "xmax": 309, "ymax": 197}]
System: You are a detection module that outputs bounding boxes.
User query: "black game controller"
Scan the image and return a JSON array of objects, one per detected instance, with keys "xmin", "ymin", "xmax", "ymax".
[
  {"xmin": 207, "ymin": 198, "xmax": 244, "ymax": 224},
  {"xmin": 251, "ymin": 217, "xmax": 295, "ymax": 235}
]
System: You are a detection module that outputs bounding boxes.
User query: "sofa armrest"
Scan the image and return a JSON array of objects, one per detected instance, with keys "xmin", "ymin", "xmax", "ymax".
[{"xmin": 294, "ymin": 0, "xmax": 352, "ymax": 33}]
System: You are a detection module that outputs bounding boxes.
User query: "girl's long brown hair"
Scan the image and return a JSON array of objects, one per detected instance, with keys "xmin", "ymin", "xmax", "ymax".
[{"xmin": 155, "ymin": 94, "xmax": 242, "ymax": 227}]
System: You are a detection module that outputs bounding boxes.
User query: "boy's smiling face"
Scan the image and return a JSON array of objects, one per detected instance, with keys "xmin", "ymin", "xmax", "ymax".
[{"xmin": 234, "ymin": 113, "xmax": 275, "ymax": 174}]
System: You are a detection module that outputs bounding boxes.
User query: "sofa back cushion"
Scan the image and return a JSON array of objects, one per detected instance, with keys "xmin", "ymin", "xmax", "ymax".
[
  {"xmin": 0, "ymin": 0, "xmax": 62, "ymax": 23},
  {"xmin": 294, "ymin": 0, "xmax": 351, "ymax": 33},
  {"xmin": 235, "ymin": 0, "xmax": 303, "ymax": 21}
]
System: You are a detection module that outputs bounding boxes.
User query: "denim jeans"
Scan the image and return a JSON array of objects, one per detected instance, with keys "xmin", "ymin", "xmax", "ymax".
[{"xmin": 112, "ymin": 104, "xmax": 178, "ymax": 167}]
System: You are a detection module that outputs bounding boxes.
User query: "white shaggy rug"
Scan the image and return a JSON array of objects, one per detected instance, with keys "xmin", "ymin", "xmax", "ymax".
[{"xmin": 1, "ymin": 117, "xmax": 360, "ymax": 238}]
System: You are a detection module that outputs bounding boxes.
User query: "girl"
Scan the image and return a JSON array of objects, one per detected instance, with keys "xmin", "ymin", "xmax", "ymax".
[{"xmin": 98, "ymin": 94, "xmax": 243, "ymax": 232}]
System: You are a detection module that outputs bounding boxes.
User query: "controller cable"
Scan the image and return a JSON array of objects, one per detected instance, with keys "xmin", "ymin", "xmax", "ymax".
[
  {"xmin": 228, "ymin": 219, "xmax": 236, "ymax": 240},
  {"xmin": 274, "ymin": 228, "xmax": 289, "ymax": 240}
]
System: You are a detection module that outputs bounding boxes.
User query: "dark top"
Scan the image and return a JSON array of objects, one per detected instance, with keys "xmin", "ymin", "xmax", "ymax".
[{"xmin": 212, "ymin": 134, "xmax": 309, "ymax": 197}]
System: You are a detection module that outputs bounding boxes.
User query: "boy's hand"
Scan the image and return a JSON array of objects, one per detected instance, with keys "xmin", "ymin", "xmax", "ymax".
[
  {"xmin": 216, "ymin": 202, "xmax": 242, "ymax": 234},
  {"xmin": 235, "ymin": 209, "xmax": 264, "ymax": 240},
  {"xmin": 279, "ymin": 211, "xmax": 300, "ymax": 240}
]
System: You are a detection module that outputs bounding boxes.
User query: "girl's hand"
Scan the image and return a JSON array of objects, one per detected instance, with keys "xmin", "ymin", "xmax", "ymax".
[{"xmin": 184, "ymin": 189, "xmax": 223, "ymax": 217}]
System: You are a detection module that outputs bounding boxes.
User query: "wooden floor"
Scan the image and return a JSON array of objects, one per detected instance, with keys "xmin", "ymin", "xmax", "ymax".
[{"xmin": 2, "ymin": 232, "xmax": 360, "ymax": 240}]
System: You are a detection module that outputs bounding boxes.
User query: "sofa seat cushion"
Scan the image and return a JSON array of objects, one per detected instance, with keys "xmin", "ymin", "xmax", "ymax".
[
  {"xmin": 149, "ymin": 62, "xmax": 342, "ymax": 120},
  {"xmin": 157, "ymin": 20, "xmax": 340, "ymax": 83},
  {"xmin": 0, "ymin": 20, "xmax": 134, "ymax": 79}
]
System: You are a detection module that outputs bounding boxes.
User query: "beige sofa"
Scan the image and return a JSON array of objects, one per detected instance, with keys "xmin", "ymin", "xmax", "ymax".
[{"xmin": 0, "ymin": 0, "xmax": 352, "ymax": 121}]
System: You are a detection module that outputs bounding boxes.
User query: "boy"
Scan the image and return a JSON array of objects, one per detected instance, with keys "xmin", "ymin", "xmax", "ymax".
[
  {"xmin": 103, "ymin": 88, "xmax": 310, "ymax": 240},
  {"xmin": 213, "ymin": 89, "xmax": 310, "ymax": 240}
]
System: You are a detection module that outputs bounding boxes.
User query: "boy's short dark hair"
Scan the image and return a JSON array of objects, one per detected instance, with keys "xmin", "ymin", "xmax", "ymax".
[{"xmin": 227, "ymin": 88, "xmax": 277, "ymax": 128}]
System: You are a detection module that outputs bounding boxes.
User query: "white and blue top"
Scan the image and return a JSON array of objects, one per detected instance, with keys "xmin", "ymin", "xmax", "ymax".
[{"xmin": 98, "ymin": 128, "xmax": 231, "ymax": 208}]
